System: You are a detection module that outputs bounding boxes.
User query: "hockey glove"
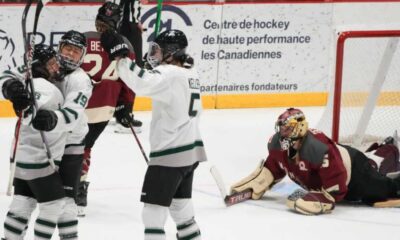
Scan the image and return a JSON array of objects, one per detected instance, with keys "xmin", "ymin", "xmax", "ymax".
[
  {"xmin": 230, "ymin": 160, "xmax": 274, "ymax": 200},
  {"xmin": 286, "ymin": 189, "xmax": 335, "ymax": 215},
  {"xmin": 114, "ymin": 102, "xmax": 135, "ymax": 128},
  {"xmin": 2, "ymin": 79, "xmax": 31, "ymax": 112},
  {"xmin": 100, "ymin": 30, "xmax": 129, "ymax": 61},
  {"xmin": 32, "ymin": 109, "xmax": 58, "ymax": 131}
]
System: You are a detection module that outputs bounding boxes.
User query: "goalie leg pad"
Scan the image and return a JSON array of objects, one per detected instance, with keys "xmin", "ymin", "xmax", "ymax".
[
  {"xmin": 365, "ymin": 138, "xmax": 400, "ymax": 175},
  {"xmin": 230, "ymin": 161, "xmax": 274, "ymax": 200}
]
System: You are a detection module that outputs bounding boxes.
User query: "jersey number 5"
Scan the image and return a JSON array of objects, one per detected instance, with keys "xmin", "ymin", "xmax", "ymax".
[{"xmin": 188, "ymin": 93, "xmax": 200, "ymax": 117}]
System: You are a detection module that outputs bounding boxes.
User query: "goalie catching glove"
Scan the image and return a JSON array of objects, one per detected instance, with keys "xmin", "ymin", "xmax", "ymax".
[
  {"xmin": 286, "ymin": 189, "xmax": 335, "ymax": 215},
  {"xmin": 100, "ymin": 30, "xmax": 129, "ymax": 61},
  {"xmin": 230, "ymin": 160, "xmax": 274, "ymax": 200}
]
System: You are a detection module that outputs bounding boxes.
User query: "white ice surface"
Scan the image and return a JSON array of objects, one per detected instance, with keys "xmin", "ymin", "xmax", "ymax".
[{"xmin": 1, "ymin": 107, "xmax": 400, "ymax": 239}]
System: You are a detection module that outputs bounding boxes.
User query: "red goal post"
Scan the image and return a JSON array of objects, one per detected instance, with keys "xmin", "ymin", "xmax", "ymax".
[{"xmin": 318, "ymin": 30, "xmax": 400, "ymax": 146}]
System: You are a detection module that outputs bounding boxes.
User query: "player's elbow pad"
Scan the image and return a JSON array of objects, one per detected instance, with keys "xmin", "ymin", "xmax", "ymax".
[{"xmin": 230, "ymin": 161, "xmax": 274, "ymax": 200}]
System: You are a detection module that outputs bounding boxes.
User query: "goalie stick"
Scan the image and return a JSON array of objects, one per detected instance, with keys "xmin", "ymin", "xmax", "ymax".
[
  {"xmin": 7, "ymin": 0, "xmax": 52, "ymax": 196},
  {"xmin": 210, "ymin": 166, "xmax": 252, "ymax": 206}
]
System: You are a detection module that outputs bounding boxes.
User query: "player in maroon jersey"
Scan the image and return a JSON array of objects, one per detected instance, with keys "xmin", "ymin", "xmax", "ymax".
[
  {"xmin": 231, "ymin": 108, "xmax": 400, "ymax": 215},
  {"xmin": 77, "ymin": 2, "xmax": 141, "ymax": 216}
]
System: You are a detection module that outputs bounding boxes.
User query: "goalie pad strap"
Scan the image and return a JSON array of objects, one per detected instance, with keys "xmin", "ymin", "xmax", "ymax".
[{"xmin": 230, "ymin": 161, "xmax": 274, "ymax": 200}]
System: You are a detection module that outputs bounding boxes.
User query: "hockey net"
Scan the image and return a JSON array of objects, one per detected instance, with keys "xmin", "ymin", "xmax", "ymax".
[{"xmin": 317, "ymin": 30, "xmax": 400, "ymax": 147}]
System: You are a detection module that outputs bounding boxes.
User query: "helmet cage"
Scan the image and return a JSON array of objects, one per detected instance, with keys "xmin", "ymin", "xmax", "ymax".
[{"xmin": 58, "ymin": 34, "xmax": 87, "ymax": 72}]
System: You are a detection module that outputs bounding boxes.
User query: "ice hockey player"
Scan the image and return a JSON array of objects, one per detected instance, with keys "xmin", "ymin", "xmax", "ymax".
[
  {"xmin": 100, "ymin": 29, "xmax": 207, "ymax": 239},
  {"xmin": 78, "ymin": 2, "xmax": 141, "ymax": 216},
  {"xmin": 1, "ymin": 43, "xmax": 76, "ymax": 240},
  {"xmin": 231, "ymin": 108, "xmax": 400, "ymax": 215},
  {"xmin": 53, "ymin": 30, "xmax": 93, "ymax": 233}
]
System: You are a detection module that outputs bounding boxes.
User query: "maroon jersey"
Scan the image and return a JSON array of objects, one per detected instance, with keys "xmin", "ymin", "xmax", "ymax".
[
  {"xmin": 81, "ymin": 31, "xmax": 136, "ymax": 123},
  {"xmin": 264, "ymin": 129, "xmax": 349, "ymax": 201}
]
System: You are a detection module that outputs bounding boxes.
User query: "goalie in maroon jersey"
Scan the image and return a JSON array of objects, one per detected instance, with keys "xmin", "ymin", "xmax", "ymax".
[
  {"xmin": 231, "ymin": 108, "xmax": 400, "ymax": 215},
  {"xmin": 77, "ymin": 2, "xmax": 142, "ymax": 216}
]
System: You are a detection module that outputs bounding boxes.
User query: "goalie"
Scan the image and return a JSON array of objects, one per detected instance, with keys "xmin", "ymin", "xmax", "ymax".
[{"xmin": 231, "ymin": 108, "xmax": 400, "ymax": 215}]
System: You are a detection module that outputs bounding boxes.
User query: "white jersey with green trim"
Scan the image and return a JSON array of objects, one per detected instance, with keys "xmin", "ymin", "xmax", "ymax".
[
  {"xmin": 0, "ymin": 68, "xmax": 66, "ymax": 180},
  {"xmin": 116, "ymin": 58, "xmax": 207, "ymax": 167},
  {"xmin": 54, "ymin": 68, "xmax": 92, "ymax": 153}
]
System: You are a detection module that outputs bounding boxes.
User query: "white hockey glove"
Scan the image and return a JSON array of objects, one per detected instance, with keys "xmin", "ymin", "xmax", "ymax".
[
  {"xmin": 230, "ymin": 160, "xmax": 274, "ymax": 200},
  {"xmin": 286, "ymin": 189, "xmax": 335, "ymax": 215}
]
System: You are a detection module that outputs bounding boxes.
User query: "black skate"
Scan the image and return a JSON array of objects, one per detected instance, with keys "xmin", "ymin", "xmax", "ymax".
[
  {"xmin": 131, "ymin": 116, "xmax": 142, "ymax": 127},
  {"xmin": 76, "ymin": 181, "xmax": 90, "ymax": 217}
]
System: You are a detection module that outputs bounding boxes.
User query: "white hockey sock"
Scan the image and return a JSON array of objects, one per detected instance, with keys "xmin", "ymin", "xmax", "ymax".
[
  {"xmin": 4, "ymin": 195, "xmax": 36, "ymax": 240},
  {"xmin": 57, "ymin": 198, "xmax": 78, "ymax": 240},
  {"xmin": 142, "ymin": 203, "xmax": 168, "ymax": 240},
  {"xmin": 169, "ymin": 199, "xmax": 201, "ymax": 240},
  {"xmin": 176, "ymin": 218, "xmax": 201, "ymax": 240},
  {"xmin": 34, "ymin": 199, "xmax": 65, "ymax": 240}
]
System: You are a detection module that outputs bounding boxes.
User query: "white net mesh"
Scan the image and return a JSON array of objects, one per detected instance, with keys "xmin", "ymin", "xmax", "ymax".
[{"xmin": 317, "ymin": 33, "xmax": 400, "ymax": 146}]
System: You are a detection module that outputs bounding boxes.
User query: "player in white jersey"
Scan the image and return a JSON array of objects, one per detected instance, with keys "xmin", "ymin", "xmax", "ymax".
[
  {"xmin": 0, "ymin": 44, "xmax": 67, "ymax": 240},
  {"xmin": 101, "ymin": 29, "xmax": 207, "ymax": 240},
  {"xmin": 53, "ymin": 30, "xmax": 93, "ymax": 238},
  {"xmin": 1, "ymin": 30, "xmax": 91, "ymax": 240}
]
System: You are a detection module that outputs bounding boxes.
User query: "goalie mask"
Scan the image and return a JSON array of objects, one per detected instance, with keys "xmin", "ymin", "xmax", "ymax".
[
  {"xmin": 58, "ymin": 30, "xmax": 87, "ymax": 72},
  {"xmin": 96, "ymin": 2, "xmax": 123, "ymax": 31},
  {"xmin": 147, "ymin": 29, "xmax": 188, "ymax": 68},
  {"xmin": 275, "ymin": 108, "xmax": 309, "ymax": 154}
]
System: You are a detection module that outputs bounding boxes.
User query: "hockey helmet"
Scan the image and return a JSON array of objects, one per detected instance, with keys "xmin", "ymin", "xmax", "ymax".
[
  {"xmin": 58, "ymin": 30, "xmax": 87, "ymax": 72},
  {"xmin": 147, "ymin": 29, "xmax": 188, "ymax": 68},
  {"xmin": 32, "ymin": 44, "xmax": 57, "ymax": 78},
  {"xmin": 275, "ymin": 108, "xmax": 309, "ymax": 140},
  {"xmin": 96, "ymin": 2, "xmax": 123, "ymax": 31}
]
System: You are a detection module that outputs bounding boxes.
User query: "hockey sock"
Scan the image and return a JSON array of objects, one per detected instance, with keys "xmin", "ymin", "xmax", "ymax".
[
  {"xmin": 142, "ymin": 203, "xmax": 168, "ymax": 240},
  {"xmin": 176, "ymin": 218, "xmax": 201, "ymax": 240},
  {"xmin": 169, "ymin": 199, "xmax": 201, "ymax": 240},
  {"xmin": 34, "ymin": 199, "xmax": 65, "ymax": 240},
  {"xmin": 57, "ymin": 198, "xmax": 78, "ymax": 240},
  {"xmin": 3, "ymin": 195, "xmax": 36, "ymax": 240}
]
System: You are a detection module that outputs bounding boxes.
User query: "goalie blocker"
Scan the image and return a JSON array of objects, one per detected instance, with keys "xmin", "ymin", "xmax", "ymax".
[{"xmin": 229, "ymin": 108, "xmax": 400, "ymax": 215}]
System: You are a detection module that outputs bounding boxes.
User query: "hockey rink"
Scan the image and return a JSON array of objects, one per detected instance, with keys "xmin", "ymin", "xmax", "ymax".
[{"xmin": 1, "ymin": 107, "xmax": 400, "ymax": 239}]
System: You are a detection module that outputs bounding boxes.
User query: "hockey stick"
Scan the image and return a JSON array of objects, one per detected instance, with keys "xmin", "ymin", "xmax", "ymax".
[
  {"xmin": 128, "ymin": 121, "xmax": 149, "ymax": 164},
  {"xmin": 6, "ymin": 116, "xmax": 23, "ymax": 196},
  {"xmin": 154, "ymin": 0, "xmax": 163, "ymax": 36},
  {"xmin": 6, "ymin": 0, "xmax": 36, "ymax": 196},
  {"xmin": 22, "ymin": 0, "xmax": 55, "ymax": 170},
  {"xmin": 209, "ymin": 165, "xmax": 252, "ymax": 206}
]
